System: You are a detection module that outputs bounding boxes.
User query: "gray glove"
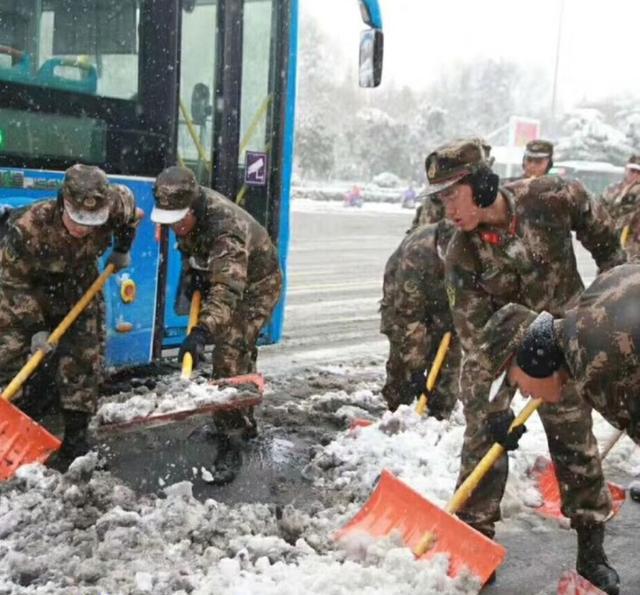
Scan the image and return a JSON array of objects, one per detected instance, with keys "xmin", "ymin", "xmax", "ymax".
[
  {"xmin": 30, "ymin": 331, "xmax": 54, "ymax": 355},
  {"xmin": 108, "ymin": 251, "xmax": 131, "ymax": 272}
]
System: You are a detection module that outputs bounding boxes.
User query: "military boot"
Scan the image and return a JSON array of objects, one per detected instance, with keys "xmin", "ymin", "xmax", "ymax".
[
  {"xmin": 210, "ymin": 432, "xmax": 243, "ymax": 485},
  {"xmin": 48, "ymin": 410, "xmax": 91, "ymax": 473},
  {"xmin": 576, "ymin": 523, "xmax": 620, "ymax": 595}
]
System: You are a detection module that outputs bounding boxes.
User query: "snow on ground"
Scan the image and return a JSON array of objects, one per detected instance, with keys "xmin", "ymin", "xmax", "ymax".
[
  {"xmin": 292, "ymin": 197, "xmax": 413, "ymax": 215},
  {"xmin": 1, "ymin": 364, "xmax": 637, "ymax": 594}
]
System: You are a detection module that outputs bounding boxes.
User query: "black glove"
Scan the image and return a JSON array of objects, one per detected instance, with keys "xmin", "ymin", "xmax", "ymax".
[
  {"xmin": 107, "ymin": 250, "xmax": 131, "ymax": 272},
  {"xmin": 186, "ymin": 271, "xmax": 208, "ymax": 300},
  {"xmin": 397, "ymin": 371, "xmax": 427, "ymax": 408},
  {"xmin": 178, "ymin": 326, "xmax": 208, "ymax": 367},
  {"xmin": 408, "ymin": 371, "xmax": 427, "ymax": 399},
  {"xmin": 487, "ymin": 409, "xmax": 526, "ymax": 451}
]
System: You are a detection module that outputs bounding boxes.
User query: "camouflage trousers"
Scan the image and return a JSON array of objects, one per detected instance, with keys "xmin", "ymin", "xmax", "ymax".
[
  {"xmin": 0, "ymin": 286, "xmax": 105, "ymax": 415},
  {"xmin": 212, "ymin": 270, "xmax": 282, "ymax": 433},
  {"xmin": 382, "ymin": 332, "xmax": 461, "ymax": 418},
  {"xmin": 456, "ymin": 364, "xmax": 612, "ymax": 537}
]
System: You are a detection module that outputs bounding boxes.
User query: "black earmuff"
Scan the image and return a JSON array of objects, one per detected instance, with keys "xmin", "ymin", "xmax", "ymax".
[{"xmin": 471, "ymin": 165, "xmax": 500, "ymax": 207}]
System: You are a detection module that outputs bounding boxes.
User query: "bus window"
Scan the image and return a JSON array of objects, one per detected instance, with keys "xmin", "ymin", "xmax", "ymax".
[
  {"xmin": 0, "ymin": 0, "xmax": 139, "ymax": 99},
  {"xmin": 178, "ymin": 0, "xmax": 217, "ymax": 184},
  {"xmin": 240, "ymin": 0, "xmax": 272, "ymax": 159}
]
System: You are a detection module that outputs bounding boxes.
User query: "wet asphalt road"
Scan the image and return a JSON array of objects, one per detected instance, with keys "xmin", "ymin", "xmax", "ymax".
[
  {"xmin": 260, "ymin": 204, "xmax": 413, "ymax": 372},
  {"xmin": 261, "ymin": 202, "xmax": 638, "ymax": 595}
]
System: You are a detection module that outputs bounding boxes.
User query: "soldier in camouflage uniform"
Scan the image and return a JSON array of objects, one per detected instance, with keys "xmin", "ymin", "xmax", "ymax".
[
  {"xmin": 426, "ymin": 139, "xmax": 625, "ymax": 593},
  {"xmin": 479, "ymin": 265, "xmax": 640, "ymax": 445},
  {"xmin": 601, "ymin": 154, "xmax": 640, "ymax": 258},
  {"xmin": 151, "ymin": 166, "xmax": 282, "ymax": 484},
  {"xmin": 0, "ymin": 164, "xmax": 141, "ymax": 471},
  {"xmin": 522, "ymin": 139, "xmax": 554, "ymax": 178},
  {"xmin": 380, "ymin": 215, "xmax": 459, "ymax": 417},
  {"xmin": 476, "ymin": 265, "xmax": 640, "ymax": 589}
]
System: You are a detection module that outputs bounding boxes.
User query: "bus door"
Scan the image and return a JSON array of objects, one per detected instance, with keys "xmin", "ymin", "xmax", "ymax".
[{"xmin": 162, "ymin": 0, "xmax": 292, "ymax": 348}]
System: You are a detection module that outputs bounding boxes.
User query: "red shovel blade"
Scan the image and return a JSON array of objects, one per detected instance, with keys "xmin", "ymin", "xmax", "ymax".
[
  {"xmin": 335, "ymin": 469, "xmax": 506, "ymax": 585},
  {"xmin": 531, "ymin": 456, "xmax": 626, "ymax": 520},
  {"xmin": 349, "ymin": 418, "xmax": 374, "ymax": 430},
  {"xmin": 557, "ymin": 570, "xmax": 606, "ymax": 595},
  {"xmin": 0, "ymin": 398, "xmax": 61, "ymax": 481}
]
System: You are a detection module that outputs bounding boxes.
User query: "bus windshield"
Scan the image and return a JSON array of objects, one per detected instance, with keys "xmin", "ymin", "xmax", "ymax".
[{"xmin": 0, "ymin": 0, "xmax": 139, "ymax": 99}]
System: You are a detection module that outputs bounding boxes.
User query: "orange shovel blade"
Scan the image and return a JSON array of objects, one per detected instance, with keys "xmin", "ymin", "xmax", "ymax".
[
  {"xmin": 0, "ymin": 398, "xmax": 61, "ymax": 481},
  {"xmin": 531, "ymin": 456, "xmax": 625, "ymax": 520},
  {"xmin": 335, "ymin": 469, "xmax": 506, "ymax": 585},
  {"xmin": 557, "ymin": 570, "xmax": 606, "ymax": 595}
]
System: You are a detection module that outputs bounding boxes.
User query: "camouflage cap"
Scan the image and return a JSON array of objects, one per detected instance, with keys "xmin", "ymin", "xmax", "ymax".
[
  {"xmin": 151, "ymin": 166, "xmax": 199, "ymax": 224},
  {"xmin": 524, "ymin": 139, "xmax": 553, "ymax": 159},
  {"xmin": 476, "ymin": 303, "xmax": 539, "ymax": 378},
  {"xmin": 424, "ymin": 138, "xmax": 492, "ymax": 196},
  {"xmin": 627, "ymin": 154, "xmax": 640, "ymax": 172},
  {"xmin": 61, "ymin": 164, "xmax": 110, "ymax": 226}
]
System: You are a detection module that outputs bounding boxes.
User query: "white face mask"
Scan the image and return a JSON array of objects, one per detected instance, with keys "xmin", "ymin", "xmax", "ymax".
[{"xmin": 488, "ymin": 370, "xmax": 507, "ymax": 403}]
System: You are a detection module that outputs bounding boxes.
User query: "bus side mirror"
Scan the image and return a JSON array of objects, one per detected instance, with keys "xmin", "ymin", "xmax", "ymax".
[
  {"xmin": 359, "ymin": 29, "xmax": 383, "ymax": 88},
  {"xmin": 191, "ymin": 82, "xmax": 212, "ymax": 126}
]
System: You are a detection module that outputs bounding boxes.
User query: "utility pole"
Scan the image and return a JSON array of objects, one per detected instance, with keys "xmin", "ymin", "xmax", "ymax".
[{"xmin": 550, "ymin": 0, "xmax": 565, "ymax": 127}]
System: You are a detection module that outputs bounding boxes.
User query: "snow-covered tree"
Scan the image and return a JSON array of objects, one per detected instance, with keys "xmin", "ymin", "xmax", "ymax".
[{"xmin": 555, "ymin": 108, "xmax": 636, "ymax": 165}]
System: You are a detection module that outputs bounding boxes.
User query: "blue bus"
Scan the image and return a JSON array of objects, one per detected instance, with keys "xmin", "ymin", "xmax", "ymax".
[{"xmin": 0, "ymin": 0, "xmax": 383, "ymax": 368}]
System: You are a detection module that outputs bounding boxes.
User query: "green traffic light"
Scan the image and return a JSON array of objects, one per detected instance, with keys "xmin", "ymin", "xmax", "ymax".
[{"xmin": 0, "ymin": 128, "xmax": 4, "ymax": 149}]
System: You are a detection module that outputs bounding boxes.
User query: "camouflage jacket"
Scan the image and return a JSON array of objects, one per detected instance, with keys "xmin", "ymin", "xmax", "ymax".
[
  {"xmin": 177, "ymin": 187, "xmax": 281, "ymax": 337},
  {"xmin": 557, "ymin": 264, "xmax": 640, "ymax": 439},
  {"xmin": 600, "ymin": 180, "xmax": 640, "ymax": 234},
  {"xmin": 410, "ymin": 194, "xmax": 445, "ymax": 231},
  {"xmin": 446, "ymin": 175, "xmax": 626, "ymax": 361},
  {"xmin": 381, "ymin": 219, "xmax": 454, "ymax": 370},
  {"xmin": 0, "ymin": 186, "xmax": 137, "ymax": 301}
]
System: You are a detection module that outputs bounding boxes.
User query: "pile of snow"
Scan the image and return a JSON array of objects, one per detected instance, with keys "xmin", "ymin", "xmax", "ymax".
[
  {"xmin": 2, "ymin": 363, "xmax": 638, "ymax": 595},
  {"xmin": 0, "ymin": 456, "xmax": 479, "ymax": 594},
  {"xmin": 312, "ymin": 394, "xmax": 640, "ymax": 530},
  {"xmin": 95, "ymin": 377, "xmax": 239, "ymax": 425}
]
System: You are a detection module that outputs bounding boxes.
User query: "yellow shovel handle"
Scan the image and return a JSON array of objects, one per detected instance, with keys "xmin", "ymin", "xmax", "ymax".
[
  {"xmin": 414, "ymin": 397, "xmax": 542, "ymax": 556},
  {"xmin": 620, "ymin": 225, "xmax": 630, "ymax": 248},
  {"xmin": 181, "ymin": 289, "xmax": 202, "ymax": 379},
  {"xmin": 446, "ymin": 398, "xmax": 542, "ymax": 514},
  {"xmin": 415, "ymin": 332, "xmax": 452, "ymax": 416},
  {"xmin": 2, "ymin": 264, "xmax": 116, "ymax": 403}
]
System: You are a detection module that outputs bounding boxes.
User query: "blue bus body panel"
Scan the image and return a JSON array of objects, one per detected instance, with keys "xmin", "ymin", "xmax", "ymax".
[
  {"xmin": 360, "ymin": 0, "xmax": 383, "ymax": 28},
  {"xmin": 0, "ymin": 168, "xmax": 159, "ymax": 368}
]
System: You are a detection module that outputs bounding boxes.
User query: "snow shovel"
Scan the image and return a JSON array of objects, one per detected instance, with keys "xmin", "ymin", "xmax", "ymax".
[
  {"xmin": 0, "ymin": 264, "xmax": 116, "ymax": 480},
  {"xmin": 97, "ymin": 290, "xmax": 263, "ymax": 434},
  {"xmin": 95, "ymin": 373, "xmax": 264, "ymax": 434},
  {"xmin": 337, "ymin": 398, "xmax": 543, "ymax": 585},
  {"xmin": 531, "ymin": 429, "xmax": 627, "ymax": 521},
  {"xmin": 349, "ymin": 332, "xmax": 452, "ymax": 430},
  {"xmin": 557, "ymin": 569, "xmax": 606, "ymax": 595},
  {"xmin": 181, "ymin": 289, "xmax": 202, "ymax": 380}
]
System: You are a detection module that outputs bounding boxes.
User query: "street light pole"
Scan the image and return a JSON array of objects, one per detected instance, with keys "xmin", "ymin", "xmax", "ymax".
[{"xmin": 550, "ymin": 0, "xmax": 565, "ymax": 126}]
